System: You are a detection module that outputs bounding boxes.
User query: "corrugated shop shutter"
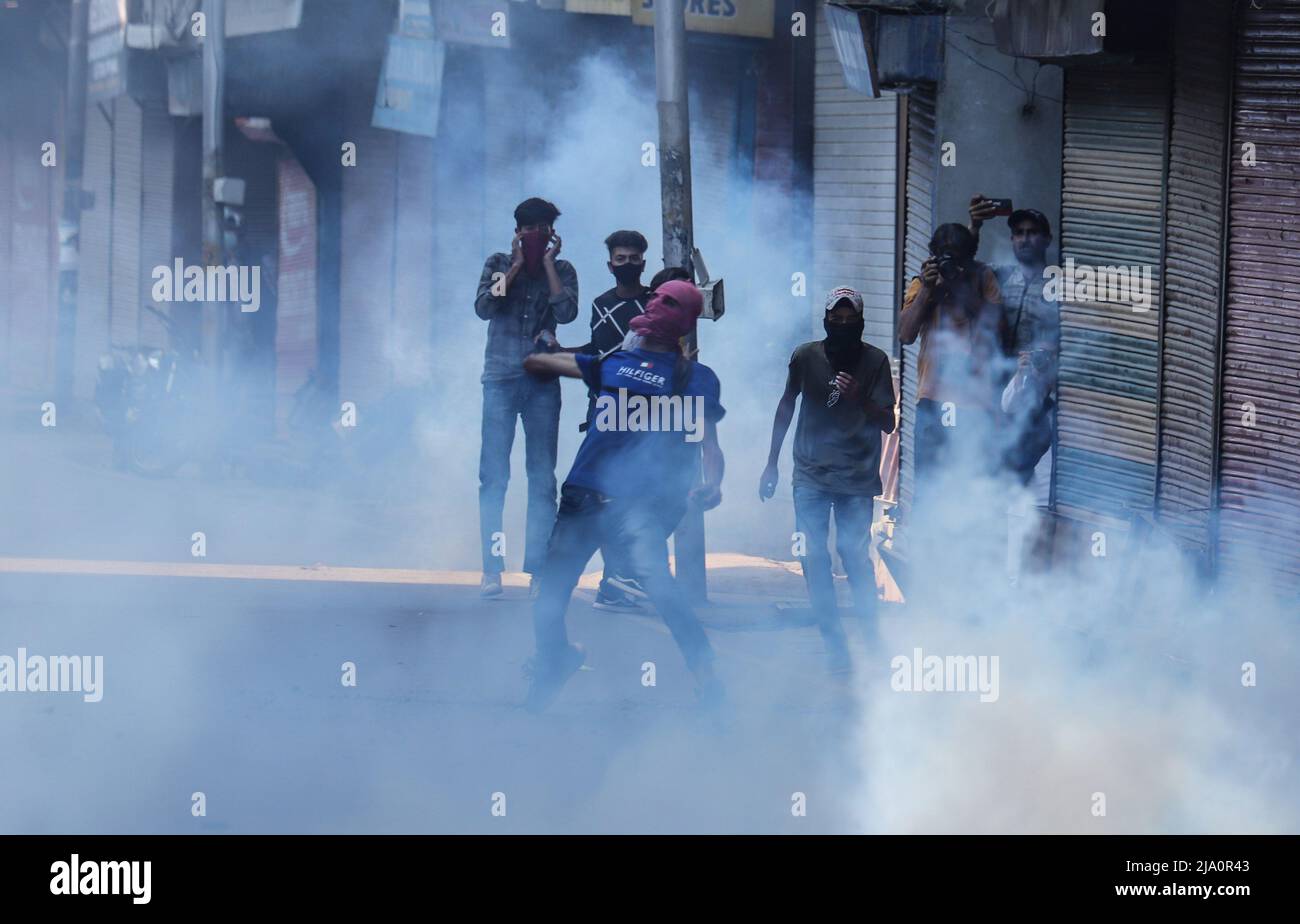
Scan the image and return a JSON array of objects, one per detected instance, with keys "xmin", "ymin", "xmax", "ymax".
[
  {"xmin": 1155, "ymin": 0, "xmax": 1233, "ymax": 559},
  {"xmin": 276, "ymin": 154, "xmax": 317, "ymax": 436},
  {"xmin": 139, "ymin": 104, "xmax": 176, "ymax": 352},
  {"xmin": 1220, "ymin": 0, "xmax": 1300, "ymax": 592},
  {"xmin": 1054, "ymin": 60, "xmax": 1170, "ymax": 522},
  {"xmin": 896, "ymin": 86, "xmax": 936, "ymax": 525},
  {"xmin": 339, "ymin": 116, "xmax": 398, "ymax": 407},
  {"xmin": 432, "ymin": 47, "xmax": 485, "ymax": 361},
  {"xmin": 391, "ymin": 134, "xmax": 435, "ymax": 385},
  {"xmin": 691, "ymin": 49, "xmax": 740, "ymax": 263},
  {"xmin": 813, "ymin": 7, "xmax": 897, "ymax": 348},
  {"xmin": 109, "ymin": 98, "xmax": 142, "ymax": 351},
  {"xmin": 75, "ymin": 96, "xmax": 114, "ymax": 397},
  {"xmin": 3, "ymin": 111, "xmax": 58, "ymax": 390}
]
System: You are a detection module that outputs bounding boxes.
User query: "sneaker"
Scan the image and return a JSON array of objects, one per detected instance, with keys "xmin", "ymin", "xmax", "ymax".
[
  {"xmin": 480, "ymin": 573, "xmax": 503, "ymax": 598},
  {"xmin": 605, "ymin": 574, "xmax": 648, "ymax": 600},
  {"xmin": 593, "ymin": 585, "xmax": 643, "ymax": 612},
  {"xmin": 522, "ymin": 643, "xmax": 586, "ymax": 713}
]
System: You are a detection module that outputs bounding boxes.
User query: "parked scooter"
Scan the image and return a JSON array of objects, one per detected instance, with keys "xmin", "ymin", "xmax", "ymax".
[{"xmin": 94, "ymin": 304, "xmax": 204, "ymax": 477}]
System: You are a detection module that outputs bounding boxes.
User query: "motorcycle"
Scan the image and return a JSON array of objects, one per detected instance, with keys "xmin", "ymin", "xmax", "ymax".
[{"xmin": 95, "ymin": 305, "xmax": 204, "ymax": 477}]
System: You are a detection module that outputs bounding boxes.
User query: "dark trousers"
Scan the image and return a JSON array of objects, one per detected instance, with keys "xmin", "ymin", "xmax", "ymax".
[
  {"xmin": 479, "ymin": 376, "xmax": 561, "ymax": 575},
  {"xmin": 793, "ymin": 482, "xmax": 878, "ymax": 651},
  {"xmin": 581, "ymin": 390, "xmax": 634, "ymax": 592},
  {"xmin": 532, "ymin": 485, "xmax": 714, "ymax": 672}
]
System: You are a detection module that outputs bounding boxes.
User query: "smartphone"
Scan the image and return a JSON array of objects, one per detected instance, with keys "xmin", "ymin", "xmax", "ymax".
[{"xmin": 987, "ymin": 197, "xmax": 1013, "ymax": 217}]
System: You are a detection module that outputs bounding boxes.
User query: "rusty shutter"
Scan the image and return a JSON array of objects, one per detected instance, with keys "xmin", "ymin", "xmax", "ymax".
[
  {"xmin": 1054, "ymin": 60, "xmax": 1170, "ymax": 521},
  {"xmin": 896, "ymin": 85, "xmax": 936, "ymax": 526},
  {"xmin": 1155, "ymin": 0, "xmax": 1233, "ymax": 559},
  {"xmin": 1220, "ymin": 0, "xmax": 1300, "ymax": 592}
]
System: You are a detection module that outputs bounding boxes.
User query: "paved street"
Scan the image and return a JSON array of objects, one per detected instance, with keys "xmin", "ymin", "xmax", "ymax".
[{"xmin": 0, "ymin": 567, "xmax": 878, "ymax": 834}]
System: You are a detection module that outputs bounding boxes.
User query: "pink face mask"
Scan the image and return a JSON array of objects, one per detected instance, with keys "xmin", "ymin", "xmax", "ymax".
[
  {"xmin": 629, "ymin": 280, "xmax": 704, "ymax": 344},
  {"xmin": 520, "ymin": 229, "xmax": 549, "ymax": 274}
]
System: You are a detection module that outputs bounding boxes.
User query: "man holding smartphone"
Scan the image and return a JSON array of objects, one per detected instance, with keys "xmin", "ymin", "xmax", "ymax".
[
  {"xmin": 474, "ymin": 197, "xmax": 579, "ymax": 599},
  {"xmin": 970, "ymin": 194, "xmax": 1060, "ymax": 580}
]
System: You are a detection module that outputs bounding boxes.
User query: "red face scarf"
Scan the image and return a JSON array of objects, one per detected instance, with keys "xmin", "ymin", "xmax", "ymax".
[
  {"xmin": 520, "ymin": 229, "xmax": 549, "ymax": 275},
  {"xmin": 629, "ymin": 280, "xmax": 704, "ymax": 345}
]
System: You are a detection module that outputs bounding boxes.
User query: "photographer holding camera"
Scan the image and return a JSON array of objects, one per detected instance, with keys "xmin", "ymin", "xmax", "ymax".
[{"xmin": 898, "ymin": 223, "xmax": 1008, "ymax": 524}]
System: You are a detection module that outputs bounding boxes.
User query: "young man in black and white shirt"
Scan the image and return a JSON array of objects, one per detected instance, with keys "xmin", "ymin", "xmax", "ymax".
[{"xmin": 577, "ymin": 230, "xmax": 652, "ymax": 360}]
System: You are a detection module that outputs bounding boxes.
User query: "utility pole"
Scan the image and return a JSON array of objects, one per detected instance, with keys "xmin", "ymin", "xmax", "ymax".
[
  {"xmin": 56, "ymin": 0, "xmax": 90, "ymax": 400},
  {"xmin": 201, "ymin": 0, "xmax": 226, "ymax": 377},
  {"xmin": 654, "ymin": 0, "xmax": 707, "ymax": 602}
]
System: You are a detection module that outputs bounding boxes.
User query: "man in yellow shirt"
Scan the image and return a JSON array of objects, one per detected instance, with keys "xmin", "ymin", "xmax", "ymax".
[{"xmin": 898, "ymin": 223, "xmax": 1009, "ymax": 528}]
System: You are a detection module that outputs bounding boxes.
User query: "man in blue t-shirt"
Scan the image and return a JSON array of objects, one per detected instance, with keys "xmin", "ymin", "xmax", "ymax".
[{"xmin": 519, "ymin": 281, "xmax": 726, "ymax": 712}]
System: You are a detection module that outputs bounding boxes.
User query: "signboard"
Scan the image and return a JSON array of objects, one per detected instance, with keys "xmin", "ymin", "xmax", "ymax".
[
  {"xmin": 434, "ymin": 0, "xmax": 511, "ymax": 48},
  {"xmin": 565, "ymin": 0, "xmax": 633, "ymax": 13},
  {"xmin": 825, "ymin": 3, "xmax": 879, "ymax": 97},
  {"xmin": 87, "ymin": 0, "xmax": 127, "ymax": 102},
  {"xmin": 631, "ymin": 0, "xmax": 775, "ymax": 38},
  {"xmin": 225, "ymin": 0, "xmax": 303, "ymax": 38},
  {"xmin": 372, "ymin": 33, "xmax": 447, "ymax": 138}
]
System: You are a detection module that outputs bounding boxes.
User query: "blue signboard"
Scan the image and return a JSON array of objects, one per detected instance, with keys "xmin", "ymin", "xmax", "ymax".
[{"xmin": 372, "ymin": 33, "xmax": 446, "ymax": 138}]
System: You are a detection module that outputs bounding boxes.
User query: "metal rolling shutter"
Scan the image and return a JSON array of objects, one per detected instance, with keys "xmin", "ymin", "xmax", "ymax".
[
  {"xmin": 74, "ymin": 97, "xmax": 114, "ymax": 398},
  {"xmin": 813, "ymin": 6, "xmax": 897, "ymax": 347},
  {"xmin": 432, "ymin": 48, "xmax": 485, "ymax": 357},
  {"xmin": 109, "ymin": 97, "xmax": 142, "ymax": 351},
  {"xmin": 897, "ymin": 86, "xmax": 936, "ymax": 523},
  {"xmin": 4, "ymin": 112, "xmax": 58, "ymax": 390},
  {"xmin": 391, "ymin": 134, "xmax": 435, "ymax": 384},
  {"xmin": 339, "ymin": 117, "xmax": 397, "ymax": 407},
  {"xmin": 1055, "ymin": 60, "xmax": 1170, "ymax": 521},
  {"xmin": 691, "ymin": 49, "xmax": 741, "ymax": 263},
  {"xmin": 1155, "ymin": 0, "xmax": 1233, "ymax": 558},
  {"xmin": 139, "ymin": 104, "xmax": 176, "ymax": 352},
  {"xmin": 1220, "ymin": 0, "xmax": 1300, "ymax": 592}
]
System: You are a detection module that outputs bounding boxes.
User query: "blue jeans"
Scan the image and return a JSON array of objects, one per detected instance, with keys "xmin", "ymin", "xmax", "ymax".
[
  {"xmin": 532, "ymin": 485, "xmax": 713, "ymax": 672},
  {"xmin": 793, "ymin": 482, "xmax": 878, "ymax": 650},
  {"xmin": 479, "ymin": 376, "xmax": 561, "ymax": 575}
]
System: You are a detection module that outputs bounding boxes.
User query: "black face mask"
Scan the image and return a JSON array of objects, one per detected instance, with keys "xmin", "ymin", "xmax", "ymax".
[
  {"xmin": 611, "ymin": 262, "xmax": 644, "ymax": 286},
  {"xmin": 823, "ymin": 317, "xmax": 865, "ymax": 371}
]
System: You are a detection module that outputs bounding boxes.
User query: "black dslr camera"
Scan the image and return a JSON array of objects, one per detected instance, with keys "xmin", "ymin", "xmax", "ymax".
[{"xmin": 936, "ymin": 251, "xmax": 967, "ymax": 282}]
